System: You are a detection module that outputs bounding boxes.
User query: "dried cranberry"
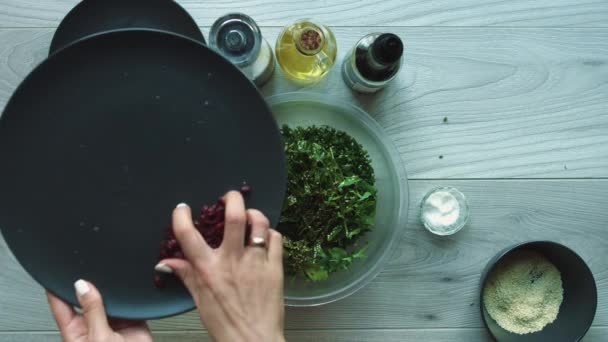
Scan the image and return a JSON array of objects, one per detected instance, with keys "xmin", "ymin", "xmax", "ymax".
[
  {"xmin": 214, "ymin": 222, "xmax": 224, "ymax": 231},
  {"xmin": 154, "ymin": 275, "xmax": 165, "ymax": 288},
  {"xmin": 155, "ymin": 187, "xmax": 252, "ymax": 288},
  {"xmin": 165, "ymin": 227, "xmax": 175, "ymax": 239},
  {"xmin": 159, "ymin": 249, "xmax": 169, "ymax": 259},
  {"xmin": 167, "ymin": 239, "xmax": 178, "ymax": 251}
]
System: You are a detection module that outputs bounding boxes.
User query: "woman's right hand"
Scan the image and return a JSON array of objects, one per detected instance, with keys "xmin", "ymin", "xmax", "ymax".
[{"xmin": 155, "ymin": 191, "xmax": 285, "ymax": 342}]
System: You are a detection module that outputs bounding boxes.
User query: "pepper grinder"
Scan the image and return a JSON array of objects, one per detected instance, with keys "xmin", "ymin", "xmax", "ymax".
[{"xmin": 209, "ymin": 13, "xmax": 275, "ymax": 87}]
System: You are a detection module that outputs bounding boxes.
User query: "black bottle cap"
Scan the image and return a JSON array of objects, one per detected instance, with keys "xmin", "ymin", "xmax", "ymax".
[{"xmin": 371, "ymin": 33, "xmax": 403, "ymax": 65}]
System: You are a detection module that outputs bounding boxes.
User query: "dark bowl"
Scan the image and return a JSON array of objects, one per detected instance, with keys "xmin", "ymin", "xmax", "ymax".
[{"xmin": 480, "ymin": 241, "xmax": 597, "ymax": 342}]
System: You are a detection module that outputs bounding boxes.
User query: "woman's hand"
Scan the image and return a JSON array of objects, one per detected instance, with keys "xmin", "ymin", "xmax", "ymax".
[
  {"xmin": 47, "ymin": 281, "xmax": 152, "ymax": 342},
  {"xmin": 155, "ymin": 191, "xmax": 285, "ymax": 342}
]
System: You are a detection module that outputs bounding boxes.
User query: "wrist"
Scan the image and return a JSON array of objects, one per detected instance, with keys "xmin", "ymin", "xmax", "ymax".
[
  {"xmin": 247, "ymin": 329, "xmax": 285, "ymax": 342},
  {"xmin": 254, "ymin": 330, "xmax": 285, "ymax": 342}
]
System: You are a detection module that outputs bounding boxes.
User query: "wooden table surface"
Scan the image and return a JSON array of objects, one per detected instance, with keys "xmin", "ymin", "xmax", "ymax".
[{"xmin": 1, "ymin": 1, "xmax": 607, "ymax": 341}]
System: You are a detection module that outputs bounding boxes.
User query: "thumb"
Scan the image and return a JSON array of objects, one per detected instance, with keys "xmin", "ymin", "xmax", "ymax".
[
  {"xmin": 74, "ymin": 279, "xmax": 112, "ymax": 339},
  {"xmin": 155, "ymin": 259, "xmax": 196, "ymax": 290}
]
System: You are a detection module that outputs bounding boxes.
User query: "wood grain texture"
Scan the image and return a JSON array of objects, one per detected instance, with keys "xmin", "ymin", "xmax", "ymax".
[
  {"xmin": 1, "ymin": 1, "xmax": 607, "ymax": 340},
  {"xmin": 0, "ymin": 28, "xmax": 607, "ymax": 179},
  {"xmin": 1, "ymin": 180, "xmax": 606, "ymax": 332},
  {"xmin": 0, "ymin": 0, "xmax": 607, "ymax": 28},
  {"xmin": 0, "ymin": 328, "xmax": 607, "ymax": 342}
]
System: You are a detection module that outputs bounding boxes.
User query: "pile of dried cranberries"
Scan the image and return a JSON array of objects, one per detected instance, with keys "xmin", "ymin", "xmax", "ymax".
[{"xmin": 154, "ymin": 186, "xmax": 251, "ymax": 288}]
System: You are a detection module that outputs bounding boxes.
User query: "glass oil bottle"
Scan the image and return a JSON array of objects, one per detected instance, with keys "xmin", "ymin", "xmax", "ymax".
[
  {"xmin": 342, "ymin": 33, "xmax": 404, "ymax": 93},
  {"xmin": 275, "ymin": 20, "xmax": 337, "ymax": 84}
]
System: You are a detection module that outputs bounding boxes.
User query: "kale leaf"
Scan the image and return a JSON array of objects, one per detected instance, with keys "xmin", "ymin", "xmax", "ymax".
[{"xmin": 280, "ymin": 125, "xmax": 377, "ymax": 281}]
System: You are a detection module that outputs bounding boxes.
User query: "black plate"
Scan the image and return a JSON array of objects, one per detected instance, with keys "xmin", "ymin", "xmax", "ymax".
[
  {"xmin": 480, "ymin": 241, "xmax": 597, "ymax": 341},
  {"xmin": 0, "ymin": 29, "xmax": 286, "ymax": 319},
  {"xmin": 50, "ymin": 0, "xmax": 204, "ymax": 55}
]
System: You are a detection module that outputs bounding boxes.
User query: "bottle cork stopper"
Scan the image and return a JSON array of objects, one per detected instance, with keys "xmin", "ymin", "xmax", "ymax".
[{"xmin": 300, "ymin": 29, "xmax": 322, "ymax": 51}]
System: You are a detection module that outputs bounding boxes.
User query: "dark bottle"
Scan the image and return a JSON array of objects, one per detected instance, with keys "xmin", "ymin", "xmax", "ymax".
[{"xmin": 342, "ymin": 33, "xmax": 404, "ymax": 93}]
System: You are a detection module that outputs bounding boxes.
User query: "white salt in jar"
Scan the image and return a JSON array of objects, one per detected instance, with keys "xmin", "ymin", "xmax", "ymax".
[{"xmin": 420, "ymin": 187, "xmax": 469, "ymax": 236}]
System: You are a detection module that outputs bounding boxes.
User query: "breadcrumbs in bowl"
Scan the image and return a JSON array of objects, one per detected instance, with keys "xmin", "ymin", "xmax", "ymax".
[{"xmin": 480, "ymin": 241, "xmax": 597, "ymax": 342}]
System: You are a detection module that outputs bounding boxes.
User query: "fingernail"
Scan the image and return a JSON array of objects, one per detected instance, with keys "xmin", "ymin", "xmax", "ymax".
[
  {"xmin": 74, "ymin": 279, "xmax": 90, "ymax": 297},
  {"xmin": 155, "ymin": 263, "xmax": 173, "ymax": 274},
  {"xmin": 176, "ymin": 203, "xmax": 188, "ymax": 209}
]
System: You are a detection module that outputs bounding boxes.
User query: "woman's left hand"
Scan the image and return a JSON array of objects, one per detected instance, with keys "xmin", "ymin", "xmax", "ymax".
[{"xmin": 47, "ymin": 280, "xmax": 152, "ymax": 342}]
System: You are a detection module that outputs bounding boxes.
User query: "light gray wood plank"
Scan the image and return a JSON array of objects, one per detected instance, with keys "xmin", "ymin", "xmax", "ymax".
[
  {"xmin": 1, "ymin": 180, "xmax": 606, "ymax": 331},
  {"xmin": 264, "ymin": 28, "xmax": 608, "ymax": 179},
  {"xmin": 1, "ymin": 28, "xmax": 607, "ymax": 178},
  {"xmin": 0, "ymin": 327, "xmax": 607, "ymax": 342},
  {"xmin": 0, "ymin": 0, "xmax": 607, "ymax": 28}
]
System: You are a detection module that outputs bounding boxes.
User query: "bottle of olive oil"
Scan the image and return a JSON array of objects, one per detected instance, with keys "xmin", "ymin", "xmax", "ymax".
[
  {"xmin": 342, "ymin": 33, "xmax": 404, "ymax": 93},
  {"xmin": 275, "ymin": 20, "xmax": 337, "ymax": 84}
]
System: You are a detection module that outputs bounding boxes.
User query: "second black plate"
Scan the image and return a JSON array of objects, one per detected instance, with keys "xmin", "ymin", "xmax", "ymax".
[{"xmin": 50, "ymin": 0, "xmax": 204, "ymax": 54}]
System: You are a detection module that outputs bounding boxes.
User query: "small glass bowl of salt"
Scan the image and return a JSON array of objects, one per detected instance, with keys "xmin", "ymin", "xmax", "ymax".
[{"xmin": 420, "ymin": 187, "xmax": 469, "ymax": 236}]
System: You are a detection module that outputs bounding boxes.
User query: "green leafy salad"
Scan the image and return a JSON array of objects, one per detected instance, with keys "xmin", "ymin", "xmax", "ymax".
[{"xmin": 280, "ymin": 125, "xmax": 378, "ymax": 281}]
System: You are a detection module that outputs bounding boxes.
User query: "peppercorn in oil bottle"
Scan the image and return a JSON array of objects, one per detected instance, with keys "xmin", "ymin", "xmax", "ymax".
[{"xmin": 275, "ymin": 20, "xmax": 337, "ymax": 84}]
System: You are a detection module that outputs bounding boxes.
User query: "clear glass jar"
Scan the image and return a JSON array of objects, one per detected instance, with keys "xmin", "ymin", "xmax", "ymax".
[
  {"xmin": 209, "ymin": 13, "xmax": 275, "ymax": 87},
  {"xmin": 275, "ymin": 20, "xmax": 337, "ymax": 84},
  {"xmin": 420, "ymin": 187, "xmax": 469, "ymax": 236}
]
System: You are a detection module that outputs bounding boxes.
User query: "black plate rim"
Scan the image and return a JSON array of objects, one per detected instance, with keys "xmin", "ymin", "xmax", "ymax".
[
  {"xmin": 49, "ymin": 0, "xmax": 205, "ymax": 55},
  {"xmin": 3, "ymin": 27, "xmax": 265, "ymax": 126},
  {"xmin": 51, "ymin": 27, "xmax": 205, "ymax": 65}
]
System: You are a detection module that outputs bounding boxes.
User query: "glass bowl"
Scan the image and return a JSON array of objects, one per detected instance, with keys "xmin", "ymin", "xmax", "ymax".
[{"xmin": 267, "ymin": 92, "xmax": 409, "ymax": 306}]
